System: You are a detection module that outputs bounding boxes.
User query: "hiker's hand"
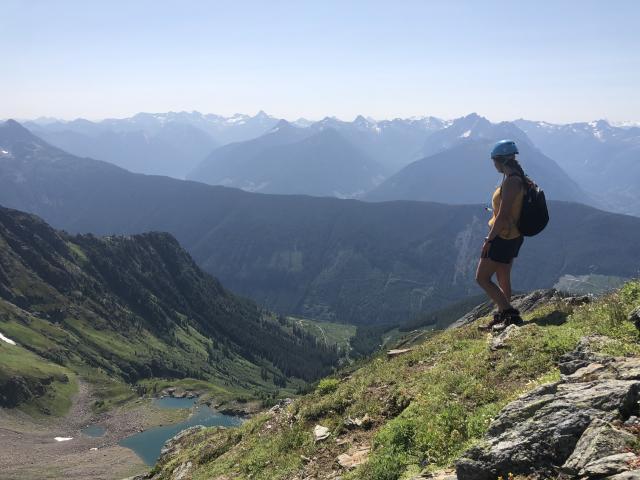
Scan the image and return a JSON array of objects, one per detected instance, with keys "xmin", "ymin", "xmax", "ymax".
[{"xmin": 481, "ymin": 241, "xmax": 490, "ymax": 258}]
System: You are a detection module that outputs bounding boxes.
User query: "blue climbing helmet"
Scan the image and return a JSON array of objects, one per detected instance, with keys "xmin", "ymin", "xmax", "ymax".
[{"xmin": 491, "ymin": 139, "xmax": 519, "ymax": 159}]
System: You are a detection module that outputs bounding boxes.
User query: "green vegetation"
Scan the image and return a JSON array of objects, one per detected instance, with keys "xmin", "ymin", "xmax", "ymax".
[
  {"xmin": 149, "ymin": 281, "xmax": 640, "ymax": 480},
  {"xmin": 289, "ymin": 317, "xmax": 356, "ymax": 355},
  {"xmin": 316, "ymin": 378, "xmax": 340, "ymax": 395},
  {"xmin": 0, "ymin": 339, "xmax": 77, "ymax": 417},
  {"xmin": 0, "ymin": 206, "xmax": 339, "ymax": 415}
]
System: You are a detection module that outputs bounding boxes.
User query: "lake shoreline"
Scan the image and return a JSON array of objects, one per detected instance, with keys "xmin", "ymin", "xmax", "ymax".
[{"xmin": 0, "ymin": 381, "xmax": 191, "ymax": 480}]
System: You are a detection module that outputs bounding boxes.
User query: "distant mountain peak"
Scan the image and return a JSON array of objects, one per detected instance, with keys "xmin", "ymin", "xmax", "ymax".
[
  {"xmin": 269, "ymin": 119, "xmax": 295, "ymax": 133},
  {"xmin": 1, "ymin": 119, "xmax": 39, "ymax": 143}
]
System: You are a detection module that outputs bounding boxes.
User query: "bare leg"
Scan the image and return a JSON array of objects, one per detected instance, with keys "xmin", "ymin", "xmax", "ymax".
[
  {"xmin": 475, "ymin": 257, "xmax": 511, "ymax": 311},
  {"xmin": 495, "ymin": 260, "xmax": 514, "ymax": 301}
]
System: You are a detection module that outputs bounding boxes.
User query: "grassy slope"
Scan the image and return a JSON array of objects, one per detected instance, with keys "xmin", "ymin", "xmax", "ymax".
[
  {"xmin": 0, "ymin": 207, "xmax": 340, "ymax": 417},
  {"xmin": 149, "ymin": 281, "xmax": 640, "ymax": 480},
  {"xmin": 289, "ymin": 317, "xmax": 357, "ymax": 354},
  {"xmin": 0, "ymin": 297, "xmax": 308, "ymax": 416}
]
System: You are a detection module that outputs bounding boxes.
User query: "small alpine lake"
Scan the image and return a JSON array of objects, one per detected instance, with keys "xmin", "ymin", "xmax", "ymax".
[
  {"xmin": 119, "ymin": 403, "xmax": 242, "ymax": 465},
  {"xmin": 153, "ymin": 396, "xmax": 197, "ymax": 409}
]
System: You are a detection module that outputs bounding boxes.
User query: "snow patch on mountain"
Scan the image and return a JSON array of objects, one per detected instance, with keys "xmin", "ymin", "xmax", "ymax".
[{"xmin": 0, "ymin": 332, "xmax": 17, "ymax": 345}]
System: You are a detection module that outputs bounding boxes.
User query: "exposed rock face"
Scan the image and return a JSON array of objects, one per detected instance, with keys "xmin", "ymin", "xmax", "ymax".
[{"xmin": 456, "ymin": 340, "xmax": 640, "ymax": 479}]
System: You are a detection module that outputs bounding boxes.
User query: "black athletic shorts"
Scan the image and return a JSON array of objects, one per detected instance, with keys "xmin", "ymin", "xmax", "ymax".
[{"xmin": 487, "ymin": 235, "xmax": 524, "ymax": 264}]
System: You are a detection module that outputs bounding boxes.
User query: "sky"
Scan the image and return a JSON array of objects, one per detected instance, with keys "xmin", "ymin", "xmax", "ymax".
[{"xmin": 2, "ymin": 0, "xmax": 639, "ymax": 123}]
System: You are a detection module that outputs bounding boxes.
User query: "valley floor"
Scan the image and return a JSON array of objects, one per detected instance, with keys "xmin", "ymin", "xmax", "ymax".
[{"xmin": 0, "ymin": 380, "xmax": 187, "ymax": 480}]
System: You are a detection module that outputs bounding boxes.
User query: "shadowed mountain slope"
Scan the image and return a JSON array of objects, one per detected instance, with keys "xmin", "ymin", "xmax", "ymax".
[{"xmin": 1, "ymin": 120, "xmax": 639, "ymax": 326}]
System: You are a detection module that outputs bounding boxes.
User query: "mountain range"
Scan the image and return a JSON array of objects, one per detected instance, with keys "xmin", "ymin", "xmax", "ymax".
[
  {"xmin": 2, "ymin": 119, "xmax": 640, "ymax": 326},
  {"xmin": 515, "ymin": 118, "xmax": 640, "ymax": 215},
  {"xmin": 22, "ymin": 112, "xmax": 640, "ymax": 216},
  {"xmin": 23, "ymin": 111, "xmax": 281, "ymax": 178},
  {"xmin": 365, "ymin": 113, "xmax": 591, "ymax": 205}
]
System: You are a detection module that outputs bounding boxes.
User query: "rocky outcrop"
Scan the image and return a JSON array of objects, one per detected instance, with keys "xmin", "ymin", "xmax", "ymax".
[
  {"xmin": 0, "ymin": 375, "xmax": 57, "ymax": 408},
  {"xmin": 456, "ymin": 339, "xmax": 640, "ymax": 479},
  {"xmin": 448, "ymin": 289, "xmax": 563, "ymax": 329},
  {"xmin": 133, "ymin": 426, "xmax": 206, "ymax": 480}
]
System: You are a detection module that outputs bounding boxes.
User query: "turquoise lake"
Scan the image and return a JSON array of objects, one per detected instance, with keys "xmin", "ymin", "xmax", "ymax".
[
  {"xmin": 153, "ymin": 397, "xmax": 197, "ymax": 409},
  {"xmin": 118, "ymin": 404, "xmax": 241, "ymax": 465}
]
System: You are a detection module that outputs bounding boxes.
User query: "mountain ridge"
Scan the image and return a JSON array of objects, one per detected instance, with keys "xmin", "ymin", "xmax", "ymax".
[{"xmin": 2, "ymin": 120, "xmax": 640, "ymax": 326}]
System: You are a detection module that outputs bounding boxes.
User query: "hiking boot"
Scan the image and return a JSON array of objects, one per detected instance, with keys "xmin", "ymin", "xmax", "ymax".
[
  {"xmin": 501, "ymin": 307, "xmax": 523, "ymax": 326},
  {"xmin": 479, "ymin": 311, "xmax": 503, "ymax": 331}
]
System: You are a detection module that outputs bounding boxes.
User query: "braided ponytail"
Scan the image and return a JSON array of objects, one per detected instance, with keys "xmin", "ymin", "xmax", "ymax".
[{"xmin": 503, "ymin": 156, "xmax": 530, "ymax": 185}]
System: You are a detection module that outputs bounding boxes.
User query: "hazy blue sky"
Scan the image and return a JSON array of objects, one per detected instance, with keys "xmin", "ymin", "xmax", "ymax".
[{"xmin": 3, "ymin": 0, "xmax": 639, "ymax": 123}]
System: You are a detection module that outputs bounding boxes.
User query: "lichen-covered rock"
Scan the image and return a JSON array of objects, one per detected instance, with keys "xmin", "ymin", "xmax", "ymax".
[
  {"xmin": 562, "ymin": 419, "xmax": 636, "ymax": 475},
  {"xmin": 579, "ymin": 452, "xmax": 637, "ymax": 478},
  {"xmin": 489, "ymin": 324, "xmax": 518, "ymax": 351},
  {"xmin": 455, "ymin": 341, "xmax": 640, "ymax": 480},
  {"xmin": 558, "ymin": 336, "xmax": 612, "ymax": 375},
  {"xmin": 606, "ymin": 470, "xmax": 640, "ymax": 479}
]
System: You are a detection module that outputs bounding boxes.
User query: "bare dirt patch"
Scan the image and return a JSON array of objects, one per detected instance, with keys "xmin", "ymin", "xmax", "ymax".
[{"xmin": 0, "ymin": 380, "xmax": 188, "ymax": 480}]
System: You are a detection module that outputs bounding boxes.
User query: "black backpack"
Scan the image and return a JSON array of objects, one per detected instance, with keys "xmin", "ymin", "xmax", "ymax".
[{"xmin": 517, "ymin": 177, "xmax": 549, "ymax": 236}]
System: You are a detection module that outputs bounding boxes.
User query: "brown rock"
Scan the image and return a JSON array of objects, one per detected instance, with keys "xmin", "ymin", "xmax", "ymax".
[{"xmin": 337, "ymin": 447, "xmax": 370, "ymax": 469}]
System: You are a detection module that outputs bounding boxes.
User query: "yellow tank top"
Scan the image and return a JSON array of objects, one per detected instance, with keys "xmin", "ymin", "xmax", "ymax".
[{"xmin": 488, "ymin": 177, "xmax": 524, "ymax": 240}]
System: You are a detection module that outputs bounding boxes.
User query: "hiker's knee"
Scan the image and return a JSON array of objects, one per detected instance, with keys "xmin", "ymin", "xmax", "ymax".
[{"xmin": 475, "ymin": 271, "xmax": 489, "ymax": 286}]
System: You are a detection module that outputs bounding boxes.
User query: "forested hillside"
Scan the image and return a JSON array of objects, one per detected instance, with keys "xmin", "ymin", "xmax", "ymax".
[{"xmin": 0, "ymin": 206, "xmax": 338, "ymax": 411}]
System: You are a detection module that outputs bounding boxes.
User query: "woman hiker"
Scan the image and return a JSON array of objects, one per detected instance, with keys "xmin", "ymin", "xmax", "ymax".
[{"xmin": 476, "ymin": 139, "xmax": 526, "ymax": 329}]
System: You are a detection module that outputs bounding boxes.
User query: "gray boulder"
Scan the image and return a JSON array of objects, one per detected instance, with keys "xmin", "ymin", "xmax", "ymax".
[
  {"xmin": 562, "ymin": 419, "xmax": 636, "ymax": 475},
  {"xmin": 456, "ymin": 341, "xmax": 640, "ymax": 479}
]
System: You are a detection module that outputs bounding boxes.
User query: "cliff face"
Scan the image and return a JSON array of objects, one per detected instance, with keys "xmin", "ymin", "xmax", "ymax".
[{"xmin": 142, "ymin": 282, "xmax": 640, "ymax": 480}]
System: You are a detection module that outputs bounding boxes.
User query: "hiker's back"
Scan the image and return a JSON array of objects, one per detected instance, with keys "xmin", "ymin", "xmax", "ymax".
[{"xmin": 488, "ymin": 176, "xmax": 524, "ymax": 240}]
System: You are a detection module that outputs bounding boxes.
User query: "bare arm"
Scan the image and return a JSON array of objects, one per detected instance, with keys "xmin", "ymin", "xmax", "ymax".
[{"xmin": 487, "ymin": 176, "xmax": 521, "ymax": 241}]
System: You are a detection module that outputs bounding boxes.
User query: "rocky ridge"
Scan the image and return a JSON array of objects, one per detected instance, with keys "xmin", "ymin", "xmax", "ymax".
[
  {"xmin": 135, "ymin": 287, "xmax": 640, "ymax": 480},
  {"xmin": 456, "ymin": 336, "xmax": 640, "ymax": 479}
]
